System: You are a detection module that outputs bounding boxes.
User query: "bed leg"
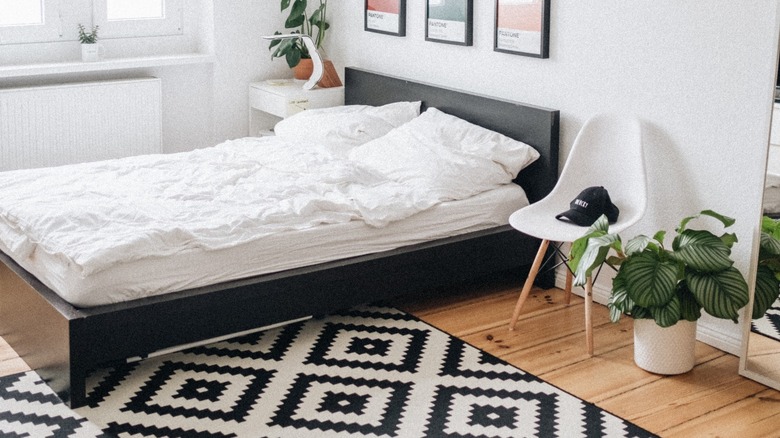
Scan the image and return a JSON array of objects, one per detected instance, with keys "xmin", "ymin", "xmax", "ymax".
[{"xmin": 67, "ymin": 369, "xmax": 88, "ymax": 408}]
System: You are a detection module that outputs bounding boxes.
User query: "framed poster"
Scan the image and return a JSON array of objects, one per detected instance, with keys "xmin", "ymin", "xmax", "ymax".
[
  {"xmin": 365, "ymin": 0, "xmax": 406, "ymax": 36},
  {"xmin": 425, "ymin": 0, "xmax": 473, "ymax": 46},
  {"xmin": 494, "ymin": 0, "xmax": 550, "ymax": 58}
]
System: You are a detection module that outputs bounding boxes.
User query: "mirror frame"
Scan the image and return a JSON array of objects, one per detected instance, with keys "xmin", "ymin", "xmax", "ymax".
[{"xmin": 738, "ymin": 13, "xmax": 780, "ymax": 389}]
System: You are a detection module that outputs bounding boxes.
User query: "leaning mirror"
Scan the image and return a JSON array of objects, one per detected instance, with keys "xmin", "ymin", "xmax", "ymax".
[
  {"xmin": 740, "ymin": 34, "xmax": 780, "ymax": 389},
  {"xmin": 742, "ymin": 142, "xmax": 780, "ymax": 389}
]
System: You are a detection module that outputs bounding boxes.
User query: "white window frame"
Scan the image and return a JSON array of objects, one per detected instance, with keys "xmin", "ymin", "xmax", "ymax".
[
  {"xmin": 93, "ymin": 0, "xmax": 183, "ymax": 39},
  {"xmin": 0, "ymin": 0, "xmax": 62, "ymax": 45},
  {"xmin": 0, "ymin": 0, "xmax": 184, "ymax": 45}
]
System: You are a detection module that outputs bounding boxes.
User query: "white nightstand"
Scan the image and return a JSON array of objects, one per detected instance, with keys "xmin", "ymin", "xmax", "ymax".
[{"xmin": 248, "ymin": 79, "xmax": 345, "ymax": 136}]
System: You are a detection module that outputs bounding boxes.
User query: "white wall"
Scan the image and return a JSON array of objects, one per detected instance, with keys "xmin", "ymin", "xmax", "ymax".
[
  {"xmin": 158, "ymin": 0, "xmax": 293, "ymax": 151},
  {"xmin": 210, "ymin": 1, "xmax": 290, "ymax": 143},
  {"xmin": 328, "ymin": 0, "xmax": 780, "ymax": 352}
]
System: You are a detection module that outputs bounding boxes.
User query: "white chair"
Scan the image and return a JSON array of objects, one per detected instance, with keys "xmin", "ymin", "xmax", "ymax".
[{"xmin": 507, "ymin": 113, "xmax": 647, "ymax": 356}]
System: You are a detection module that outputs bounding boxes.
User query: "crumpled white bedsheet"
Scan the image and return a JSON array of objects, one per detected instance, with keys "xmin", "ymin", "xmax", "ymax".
[{"xmin": 0, "ymin": 136, "xmax": 517, "ymax": 278}]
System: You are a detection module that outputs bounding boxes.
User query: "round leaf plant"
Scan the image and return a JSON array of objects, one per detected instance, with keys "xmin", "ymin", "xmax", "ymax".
[{"xmin": 569, "ymin": 210, "xmax": 750, "ymax": 328}]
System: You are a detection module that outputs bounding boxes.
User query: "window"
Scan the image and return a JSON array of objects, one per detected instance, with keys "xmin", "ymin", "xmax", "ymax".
[
  {"xmin": 0, "ymin": 0, "xmax": 43, "ymax": 26},
  {"xmin": 95, "ymin": 0, "xmax": 183, "ymax": 39},
  {"xmin": 107, "ymin": 0, "xmax": 165, "ymax": 20},
  {"xmin": 0, "ymin": 0, "xmax": 183, "ymax": 45},
  {"xmin": 0, "ymin": 0, "xmax": 61, "ymax": 44}
]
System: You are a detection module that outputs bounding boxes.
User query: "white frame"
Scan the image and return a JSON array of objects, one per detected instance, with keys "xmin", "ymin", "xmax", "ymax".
[
  {"xmin": 94, "ymin": 0, "xmax": 183, "ymax": 39},
  {"xmin": 0, "ymin": 0, "xmax": 62, "ymax": 44},
  {"xmin": 0, "ymin": 0, "xmax": 184, "ymax": 45}
]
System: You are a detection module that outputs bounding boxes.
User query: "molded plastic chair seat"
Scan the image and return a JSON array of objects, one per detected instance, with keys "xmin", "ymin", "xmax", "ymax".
[{"xmin": 507, "ymin": 113, "xmax": 647, "ymax": 355}]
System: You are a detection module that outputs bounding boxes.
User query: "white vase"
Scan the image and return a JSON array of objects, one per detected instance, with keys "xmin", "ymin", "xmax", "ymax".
[
  {"xmin": 633, "ymin": 319, "xmax": 697, "ymax": 375},
  {"xmin": 81, "ymin": 43, "xmax": 103, "ymax": 62}
]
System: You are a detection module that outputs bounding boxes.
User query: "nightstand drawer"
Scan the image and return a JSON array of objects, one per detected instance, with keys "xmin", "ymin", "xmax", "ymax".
[{"xmin": 248, "ymin": 80, "xmax": 344, "ymax": 136}]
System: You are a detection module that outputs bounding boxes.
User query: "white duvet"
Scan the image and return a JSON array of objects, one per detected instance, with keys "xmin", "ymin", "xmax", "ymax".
[{"xmin": 0, "ymin": 134, "xmax": 531, "ymax": 279}]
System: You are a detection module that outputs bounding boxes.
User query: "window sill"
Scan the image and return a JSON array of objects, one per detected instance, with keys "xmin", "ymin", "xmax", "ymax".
[{"xmin": 0, "ymin": 53, "xmax": 215, "ymax": 79}]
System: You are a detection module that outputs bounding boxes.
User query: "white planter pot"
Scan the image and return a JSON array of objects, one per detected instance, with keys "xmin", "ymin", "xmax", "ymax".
[
  {"xmin": 81, "ymin": 43, "xmax": 103, "ymax": 62},
  {"xmin": 633, "ymin": 319, "xmax": 697, "ymax": 375}
]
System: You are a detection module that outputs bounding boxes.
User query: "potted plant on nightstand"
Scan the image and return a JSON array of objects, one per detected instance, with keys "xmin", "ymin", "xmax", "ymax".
[
  {"xmin": 570, "ymin": 210, "xmax": 749, "ymax": 374},
  {"xmin": 78, "ymin": 24, "xmax": 101, "ymax": 62},
  {"xmin": 268, "ymin": 0, "xmax": 341, "ymax": 87}
]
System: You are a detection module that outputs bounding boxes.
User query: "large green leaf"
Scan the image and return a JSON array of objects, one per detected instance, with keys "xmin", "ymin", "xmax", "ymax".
[
  {"xmin": 650, "ymin": 294, "xmax": 682, "ymax": 327},
  {"xmin": 762, "ymin": 215, "xmax": 780, "ymax": 240},
  {"xmin": 621, "ymin": 251, "xmax": 679, "ymax": 308},
  {"xmin": 273, "ymin": 37, "xmax": 294, "ymax": 55},
  {"xmin": 572, "ymin": 233, "xmax": 620, "ymax": 286},
  {"xmin": 753, "ymin": 264, "xmax": 780, "ymax": 319},
  {"xmin": 678, "ymin": 210, "xmax": 735, "ymax": 233},
  {"xmin": 568, "ymin": 216, "xmax": 610, "ymax": 272},
  {"xmin": 760, "ymin": 230, "xmax": 780, "ymax": 256},
  {"xmin": 624, "ymin": 234, "xmax": 652, "ymax": 257},
  {"xmin": 630, "ymin": 305, "xmax": 652, "ymax": 319},
  {"xmin": 719, "ymin": 232, "xmax": 738, "ymax": 249},
  {"xmin": 686, "ymin": 267, "xmax": 749, "ymax": 322},
  {"xmin": 677, "ymin": 284, "xmax": 702, "ymax": 321},
  {"xmin": 285, "ymin": 0, "xmax": 308, "ymax": 28},
  {"xmin": 310, "ymin": 5, "xmax": 326, "ymax": 28},
  {"xmin": 285, "ymin": 48, "xmax": 302, "ymax": 68},
  {"xmin": 608, "ymin": 273, "xmax": 634, "ymax": 323},
  {"xmin": 671, "ymin": 229, "xmax": 733, "ymax": 272}
]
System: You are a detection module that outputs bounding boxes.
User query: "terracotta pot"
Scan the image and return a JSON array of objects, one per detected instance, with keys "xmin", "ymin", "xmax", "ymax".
[
  {"xmin": 293, "ymin": 58, "xmax": 313, "ymax": 80},
  {"xmin": 633, "ymin": 319, "xmax": 697, "ymax": 375}
]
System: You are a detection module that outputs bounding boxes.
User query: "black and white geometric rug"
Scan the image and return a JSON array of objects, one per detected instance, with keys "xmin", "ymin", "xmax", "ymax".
[
  {"xmin": 752, "ymin": 298, "xmax": 780, "ymax": 342},
  {"xmin": 0, "ymin": 305, "xmax": 656, "ymax": 437}
]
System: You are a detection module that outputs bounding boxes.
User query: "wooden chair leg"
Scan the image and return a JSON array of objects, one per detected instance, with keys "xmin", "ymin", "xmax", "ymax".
[
  {"xmin": 508, "ymin": 239, "xmax": 550, "ymax": 330},
  {"xmin": 564, "ymin": 268, "xmax": 573, "ymax": 305},
  {"xmin": 585, "ymin": 276, "xmax": 594, "ymax": 356}
]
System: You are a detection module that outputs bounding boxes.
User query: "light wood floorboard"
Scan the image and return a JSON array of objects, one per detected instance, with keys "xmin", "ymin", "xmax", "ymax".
[
  {"xmin": 1, "ymin": 276, "xmax": 779, "ymax": 436},
  {"xmin": 394, "ymin": 276, "xmax": 780, "ymax": 437}
]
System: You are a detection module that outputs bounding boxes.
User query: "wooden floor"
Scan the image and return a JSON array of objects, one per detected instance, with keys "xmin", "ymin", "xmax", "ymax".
[
  {"xmin": 393, "ymin": 276, "xmax": 780, "ymax": 438},
  {"xmin": 2, "ymin": 277, "xmax": 780, "ymax": 437}
]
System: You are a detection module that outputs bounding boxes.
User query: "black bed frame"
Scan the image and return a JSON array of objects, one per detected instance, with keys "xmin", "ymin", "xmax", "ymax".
[{"xmin": 0, "ymin": 67, "xmax": 560, "ymax": 408}]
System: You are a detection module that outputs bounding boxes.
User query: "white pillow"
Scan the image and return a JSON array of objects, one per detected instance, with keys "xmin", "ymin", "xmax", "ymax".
[
  {"xmin": 273, "ymin": 101, "xmax": 421, "ymax": 156},
  {"xmin": 348, "ymin": 108, "xmax": 540, "ymax": 199}
]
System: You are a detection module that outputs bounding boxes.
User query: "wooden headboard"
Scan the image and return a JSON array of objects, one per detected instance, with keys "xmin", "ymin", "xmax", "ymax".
[{"xmin": 344, "ymin": 67, "xmax": 560, "ymax": 204}]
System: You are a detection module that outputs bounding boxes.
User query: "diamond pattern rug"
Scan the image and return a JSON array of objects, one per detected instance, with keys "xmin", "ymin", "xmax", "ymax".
[
  {"xmin": 752, "ymin": 298, "xmax": 780, "ymax": 342},
  {"xmin": 0, "ymin": 305, "xmax": 657, "ymax": 437}
]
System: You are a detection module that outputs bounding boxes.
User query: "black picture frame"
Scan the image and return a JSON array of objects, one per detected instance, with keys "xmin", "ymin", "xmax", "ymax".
[
  {"xmin": 494, "ymin": 0, "xmax": 550, "ymax": 58},
  {"xmin": 425, "ymin": 0, "xmax": 473, "ymax": 46},
  {"xmin": 365, "ymin": 0, "xmax": 407, "ymax": 37}
]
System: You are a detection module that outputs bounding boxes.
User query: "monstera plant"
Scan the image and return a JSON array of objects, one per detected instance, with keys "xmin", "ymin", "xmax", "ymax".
[
  {"xmin": 268, "ymin": 0, "xmax": 329, "ymax": 68},
  {"xmin": 570, "ymin": 210, "xmax": 750, "ymax": 328},
  {"xmin": 752, "ymin": 215, "xmax": 780, "ymax": 319}
]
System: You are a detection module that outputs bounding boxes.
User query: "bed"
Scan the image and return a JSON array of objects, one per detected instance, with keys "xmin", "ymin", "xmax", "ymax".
[{"xmin": 0, "ymin": 67, "xmax": 560, "ymax": 408}]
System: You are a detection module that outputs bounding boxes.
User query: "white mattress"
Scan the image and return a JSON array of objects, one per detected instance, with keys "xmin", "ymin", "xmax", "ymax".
[{"xmin": 2, "ymin": 184, "xmax": 528, "ymax": 307}]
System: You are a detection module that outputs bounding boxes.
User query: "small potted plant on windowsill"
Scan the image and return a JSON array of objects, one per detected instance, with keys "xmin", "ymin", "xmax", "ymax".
[
  {"xmin": 570, "ymin": 210, "xmax": 749, "ymax": 374},
  {"xmin": 268, "ymin": 0, "xmax": 341, "ymax": 87},
  {"xmin": 78, "ymin": 24, "xmax": 101, "ymax": 62}
]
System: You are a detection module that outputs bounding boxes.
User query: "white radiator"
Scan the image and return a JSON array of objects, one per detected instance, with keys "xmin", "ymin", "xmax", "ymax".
[{"xmin": 0, "ymin": 78, "xmax": 162, "ymax": 171}]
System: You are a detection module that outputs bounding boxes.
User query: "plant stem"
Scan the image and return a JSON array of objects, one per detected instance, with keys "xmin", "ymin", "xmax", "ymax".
[{"xmin": 317, "ymin": 0, "xmax": 326, "ymax": 49}]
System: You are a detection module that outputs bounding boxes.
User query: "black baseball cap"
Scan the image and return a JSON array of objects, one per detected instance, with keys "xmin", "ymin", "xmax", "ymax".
[{"xmin": 555, "ymin": 186, "xmax": 619, "ymax": 226}]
